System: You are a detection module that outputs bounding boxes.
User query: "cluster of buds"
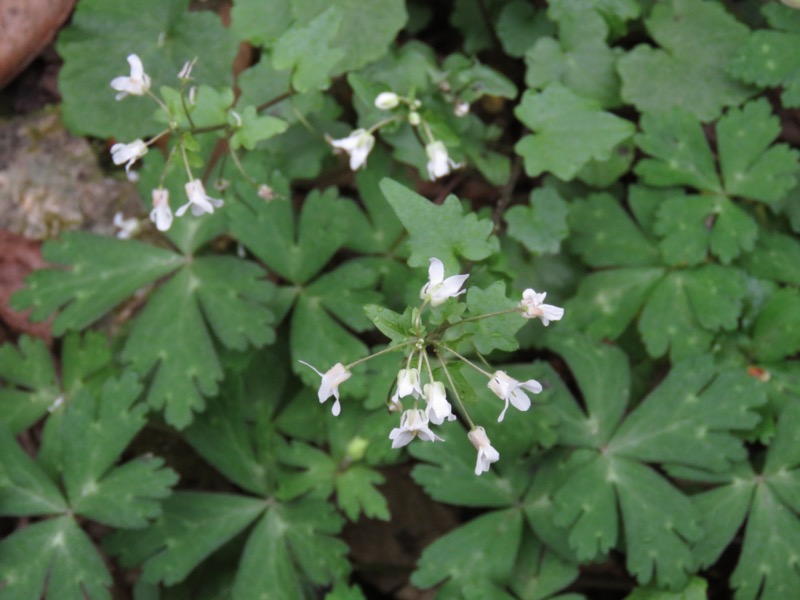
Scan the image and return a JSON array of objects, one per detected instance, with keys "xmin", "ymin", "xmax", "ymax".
[
  {"xmin": 330, "ymin": 91, "xmax": 461, "ymax": 180},
  {"xmin": 109, "ymin": 54, "xmax": 225, "ymax": 236},
  {"xmin": 301, "ymin": 258, "xmax": 564, "ymax": 476}
]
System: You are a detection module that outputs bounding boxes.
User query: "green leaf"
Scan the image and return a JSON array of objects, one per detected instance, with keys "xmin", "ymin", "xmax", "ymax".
[
  {"xmin": 634, "ymin": 110, "xmax": 721, "ymax": 192},
  {"xmin": 411, "ymin": 509, "xmax": 523, "ymax": 589},
  {"xmin": 728, "ymin": 4, "xmax": 800, "ymax": 108},
  {"xmin": 380, "ymin": 179, "xmax": 499, "ymax": 271},
  {"xmin": 617, "ymin": 0, "xmax": 753, "ymax": 120},
  {"xmin": 563, "ymin": 268, "xmax": 665, "ymax": 341},
  {"xmin": 752, "ymin": 288, "xmax": 800, "ymax": 363},
  {"xmin": 610, "ymin": 359, "xmax": 766, "ymax": 472},
  {"xmin": 229, "ymin": 189, "xmax": 354, "ymax": 284},
  {"xmin": 60, "ymin": 374, "xmax": 177, "ymax": 528},
  {"xmin": 508, "ymin": 529, "xmax": 580, "ymax": 600},
  {"xmin": 625, "ymin": 576, "xmax": 708, "ymax": 599},
  {"xmin": 716, "ymin": 99, "xmax": 799, "ymax": 203},
  {"xmin": 57, "ymin": 0, "xmax": 238, "ymax": 138},
  {"xmin": 514, "ymin": 84, "xmax": 634, "ymax": 180},
  {"xmin": 122, "ymin": 256, "xmax": 274, "ymax": 428},
  {"xmin": 230, "ymin": 105, "xmax": 289, "ymax": 151},
  {"xmin": 463, "ymin": 282, "xmax": 525, "ymax": 354},
  {"xmin": 410, "ymin": 420, "xmax": 522, "ymax": 508},
  {"xmin": 335, "ymin": 465, "xmax": 389, "ymax": 521},
  {"xmin": 496, "ymin": 1, "xmax": 554, "ymax": 58},
  {"xmin": 568, "ymin": 193, "xmax": 659, "ymax": 267},
  {"xmin": 364, "ymin": 305, "xmax": 415, "ymax": 344},
  {"xmin": 11, "ymin": 232, "xmax": 182, "ymax": 335},
  {"xmin": 0, "ymin": 336, "xmax": 60, "ymax": 433},
  {"xmin": 654, "ymin": 194, "xmax": 758, "ymax": 265},
  {"xmin": 504, "ymin": 188, "xmax": 569, "ymax": 255},
  {"xmin": 105, "ymin": 492, "xmax": 267, "ymax": 585},
  {"xmin": 0, "ymin": 424, "xmax": 67, "ymax": 516},
  {"xmin": 273, "ymin": 8, "xmax": 345, "ymax": 92},
  {"xmin": 742, "ymin": 232, "xmax": 800, "ymax": 287},
  {"xmin": 525, "ymin": 2, "xmax": 620, "ymax": 107},
  {"xmin": 232, "ymin": 499, "xmax": 349, "ymax": 598},
  {"xmin": 0, "ymin": 517, "xmax": 111, "ymax": 600}
]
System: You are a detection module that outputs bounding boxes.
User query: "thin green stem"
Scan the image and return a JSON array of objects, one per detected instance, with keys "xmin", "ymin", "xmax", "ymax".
[
  {"xmin": 345, "ymin": 339, "xmax": 417, "ymax": 370},
  {"xmin": 436, "ymin": 352, "xmax": 474, "ymax": 429},
  {"xmin": 439, "ymin": 344, "xmax": 493, "ymax": 379},
  {"xmin": 422, "ymin": 350, "xmax": 435, "ymax": 384}
]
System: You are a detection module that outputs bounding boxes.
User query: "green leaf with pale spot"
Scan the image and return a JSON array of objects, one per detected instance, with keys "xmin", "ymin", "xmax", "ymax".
[
  {"xmin": 514, "ymin": 84, "xmax": 634, "ymax": 180},
  {"xmin": 380, "ymin": 178, "xmax": 499, "ymax": 272},
  {"xmin": 568, "ymin": 193, "xmax": 659, "ymax": 267},
  {"xmin": 0, "ymin": 336, "xmax": 60, "ymax": 433},
  {"xmin": 505, "ymin": 188, "xmax": 569, "ymax": 255},
  {"xmin": 617, "ymin": 0, "xmax": 753, "ymax": 120},
  {"xmin": 654, "ymin": 193, "xmax": 758, "ymax": 265},
  {"xmin": 335, "ymin": 465, "xmax": 389, "ymax": 521},
  {"xmin": 635, "ymin": 110, "xmax": 721, "ymax": 192},
  {"xmin": 0, "ymin": 517, "xmax": 111, "ymax": 600},
  {"xmin": 728, "ymin": 4, "xmax": 800, "ymax": 108},
  {"xmin": 57, "ymin": 0, "xmax": 238, "ymax": 139},
  {"xmin": 11, "ymin": 233, "xmax": 183, "ymax": 335},
  {"xmin": 411, "ymin": 509, "xmax": 523, "ymax": 588},
  {"xmin": 230, "ymin": 105, "xmax": 289, "ymax": 151},
  {"xmin": 741, "ymin": 232, "xmax": 800, "ymax": 287},
  {"xmin": 716, "ymin": 99, "xmax": 799, "ymax": 203},
  {"xmin": 525, "ymin": 2, "xmax": 620, "ymax": 107},
  {"xmin": 752, "ymin": 288, "xmax": 800, "ymax": 363}
]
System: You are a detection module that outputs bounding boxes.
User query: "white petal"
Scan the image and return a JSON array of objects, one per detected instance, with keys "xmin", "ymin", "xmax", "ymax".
[
  {"xmin": 509, "ymin": 388, "xmax": 531, "ymax": 413},
  {"xmin": 428, "ymin": 258, "xmax": 445, "ymax": 286},
  {"xmin": 438, "ymin": 274, "xmax": 469, "ymax": 298}
]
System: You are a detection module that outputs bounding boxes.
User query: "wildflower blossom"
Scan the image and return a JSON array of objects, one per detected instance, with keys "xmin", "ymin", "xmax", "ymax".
[
  {"xmin": 110, "ymin": 54, "xmax": 151, "ymax": 100},
  {"xmin": 391, "ymin": 368, "xmax": 423, "ymax": 405},
  {"xmin": 299, "ymin": 361, "xmax": 351, "ymax": 416},
  {"xmin": 110, "ymin": 139, "xmax": 148, "ymax": 174},
  {"xmin": 330, "ymin": 129, "xmax": 375, "ymax": 170},
  {"xmin": 423, "ymin": 381, "xmax": 455, "ymax": 425},
  {"xmin": 150, "ymin": 188, "xmax": 173, "ymax": 232},
  {"xmin": 113, "ymin": 212, "xmax": 140, "ymax": 239},
  {"xmin": 468, "ymin": 426, "xmax": 499, "ymax": 475},
  {"xmin": 454, "ymin": 101, "xmax": 470, "ymax": 117},
  {"xmin": 389, "ymin": 409, "xmax": 443, "ymax": 448},
  {"xmin": 488, "ymin": 371, "xmax": 542, "ymax": 422},
  {"xmin": 375, "ymin": 92, "xmax": 400, "ymax": 110},
  {"xmin": 420, "ymin": 258, "xmax": 468, "ymax": 307},
  {"xmin": 176, "ymin": 179, "xmax": 224, "ymax": 217},
  {"xmin": 519, "ymin": 289, "xmax": 564, "ymax": 326},
  {"xmin": 425, "ymin": 141, "xmax": 460, "ymax": 180}
]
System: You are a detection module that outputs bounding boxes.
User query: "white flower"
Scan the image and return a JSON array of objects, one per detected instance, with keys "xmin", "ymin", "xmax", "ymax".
[
  {"xmin": 110, "ymin": 139, "xmax": 148, "ymax": 174},
  {"xmin": 488, "ymin": 371, "xmax": 542, "ymax": 422},
  {"xmin": 420, "ymin": 257, "xmax": 469, "ymax": 307},
  {"xmin": 176, "ymin": 179, "xmax": 224, "ymax": 217},
  {"xmin": 423, "ymin": 381, "xmax": 456, "ymax": 425},
  {"xmin": 391, "ymin": 368, "xmax": 423, "ymax": 404},
  {"xmin": 375, "ymin": 92, "xmax": 400, "ymax": 110},
  {"xmin": 149, "ymin": 188, "xmax": 173, "ymax": 232},
  {"xmin": 330, "ymin": 129, "xmax": 375, "ymax": 170},
  {"xmin": 468, "ymin": 426, "xmax": 499, "ymax": 475},
  {"xmin": 520, "ymin": 289, "xmax": 564, "ymax": 326},
  {"xmin": 110, "ymin": 54, "xmax": 151, "ymax": 100},
  {"xmin": 425, "ymin": 141, "xmax": 461, "ymax": 180},
  {"xmin": 113, "ymin": 212, "xmax": 140, "ymax": 239},
  {"xmin": 257, "ymin": 184, "xmax": 274, "ymax": 200},
  {"xmin": 454, "ymin": 101, "xmax": 470, "ymax": 117},
  {"xmin": 299, "ymin": 361, "xmax": 351, "ymax": 416},
  {"xmin": 389, "ymin": 409, "xmax": 444, "ymax": 449},
  {"xmin": 408, "ymin": 111, "xmax": 421, "ymax": 126},
  {"xmin": 178, "ymin": 59, "xmax": 196, "ymax": 80}
]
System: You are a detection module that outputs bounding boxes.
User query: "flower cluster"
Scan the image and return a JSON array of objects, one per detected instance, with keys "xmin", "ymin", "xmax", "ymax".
[
  {"xmin": 301, "ymin": 257, "xmax": 564, "ymax": 476},
  {"xmin": 330, "ymin": 90, "xmax": 461, "ymax": 180},
  {"xmin": 108, "ymin": 54, "xmax": 226, "ymax": 235}
]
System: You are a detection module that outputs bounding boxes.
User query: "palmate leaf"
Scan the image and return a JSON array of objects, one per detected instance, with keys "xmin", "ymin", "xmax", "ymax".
[
  {"xmin": 505, "ymin": 188, "xmax": 569, "ymax": 256},
  {"xmin": 0, "ymin": 336, "xmax": 60, "ymax": 433},
  {"xmin": 463, "ymin": 282, "xmax": 525, "ymax": 354},
  {"xmin": 57, "ymin": 0, "xmax": 238, "ymax": 139},
  {"xmin": 380, "ymin": 179, "xmax": 499, "ymax": 273},
  {"xmin": 524, "ymin": 1, "xmax": 620, "ymax": 107},
  {"xmin": 617, "ymin": 0, "xmax": 753, "ymax": 120},
  {"xmin": 11, "ymin": 232, "xmax": 183, "ymax": 335},
  {"xmin": 543, "ymin": 337, "xmax": 765, "ymax": 588},
  {"xmin": 508, "ymin": 529, "xmax": 580, "ymax": 600},
  {"xmin": 120, "ymin": 256, "xmax": 275, "ymax": 428},
  {"xmin": 514, "ymin": 84, "xmax": 634, "ymax": 181},
  {"xmin": 0, "ymin": 517, "xmax": 110, "ymax": 600},
  {"xmin": 752, "ymin": 288, "xmax": 800, "ymax": 363},
  {"xmin": 728, "ymin": 4, "xmax": 800, "ymax": 108}
]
